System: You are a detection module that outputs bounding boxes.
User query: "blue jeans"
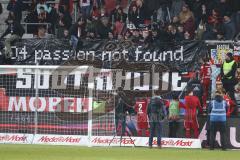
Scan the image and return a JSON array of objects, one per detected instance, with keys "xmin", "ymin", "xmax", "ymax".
[
  {"xmin": 80, "ymin": 6, "xmax": 91, "ymax": 18},
  {"xmin": 149, "ymin": 121, "xmax": 161, "ymax": 146},
  {"xmin": 70, "ymin": 35, "xmax": 78, "ymax": 50}
]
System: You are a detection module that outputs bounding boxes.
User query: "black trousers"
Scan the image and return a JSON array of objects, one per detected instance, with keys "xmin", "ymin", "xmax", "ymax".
[
  {"xmin": 115, "ymin": 115, "xmax": 126, "ymax": 136},
  {"xmin": 169, "ymin": 121, "xmax": 179, "ymax": 138},
  {"xmin": 210, "ymin": 121, "xmax": 227, "ymax": 150},
  {"xmin": 222, "ymin": 81, "xmax": 238, "ymax": 116},
  {"xmin": 149, "ymin": 122, "xmax": 161, "ymax": 147}
]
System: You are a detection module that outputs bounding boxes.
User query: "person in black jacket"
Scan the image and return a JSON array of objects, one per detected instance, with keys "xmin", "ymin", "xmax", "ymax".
[
  {"xmin": 221, "ymin": 52, "xmax": 238, "ymax": 115},
  {"xmin": 69, "ymin": 17, "xmax": 86, "ymax": 50},
  {"xmin": 96, "ymin": 16, "xmax": 111, "ymax": 39},
  {"xmin": 7, "ymin": 0, "xmax": 24, "ymax": 23},
  {"xmin": 147, "ymin": 96, "xmax": 166, "ymax": 148},
  {"xmin": 57, "ymin": 6, "xmax": 72, "ymax": 38},
  {"xmin": 0, "ymin": 16, "xmax": 25, "ymax": 58},
  {"xmin": 128, "ymin": 5, "xmax": 140, "ymax": 28}
]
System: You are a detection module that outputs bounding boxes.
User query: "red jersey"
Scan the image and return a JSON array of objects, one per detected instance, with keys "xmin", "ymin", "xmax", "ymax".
[
  {"xmin": 200, "ymin": 62, "xmax": 211, "ymax": 83},
  {"xmin": 223, "ymin": 95, "xmax": 235, "ymax": 117},
  {"xmin": 184, "ymin": 96, "xmax": 202, "ymax": 121},
  {"xmin": 135, "ymin": 99, "xmax": 148, "ymax": 129},
  {"xmin": 0, "ymin": 89, "xmax": 9, "ymax": 111}
]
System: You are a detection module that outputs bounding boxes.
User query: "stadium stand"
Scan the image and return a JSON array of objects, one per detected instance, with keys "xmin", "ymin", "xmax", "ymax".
[
  {"xmin": 1, "ymin": 1, "xmax": 240, "ymax": 151},
  {"xmin": 0, "ymin": 0, "xmax": 239, "ymax": 41}
]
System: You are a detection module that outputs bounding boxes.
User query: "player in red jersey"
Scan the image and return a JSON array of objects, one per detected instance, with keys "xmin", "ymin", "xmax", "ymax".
[
  {"xmin": 200, "ymin": 58, "xmax": 211, "ymax": 111},
  {"xmin": 184, "ymin": 90, "xmax": 203, "ymax": 138},
  {"xmin": 135, "ymin": 97, "xmax": 149, "ymax": 136},
  {"xmin": 223, "ymin": 93, "xmax": 235, "ymax": 117}
]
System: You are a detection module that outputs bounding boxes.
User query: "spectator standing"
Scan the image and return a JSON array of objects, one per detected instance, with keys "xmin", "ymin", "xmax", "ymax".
[
  {"xmin": 96, "ymin": 16, "xmax": 111, "ymax": 39},
  {"xmin": 104, "ymin": 0, "xmax": 116, "ymax": 15},
  {"xmin": 216, "ymin": 0, "xmax": 232, "ymax": 17},
  {"xmin": 24, "ymin": 7, "xmax": 38, "ymax": 34},
  {"xmin": 179, "ymin": 4, "xmax": 195, "ymax": 38},
  {"xmin": 223, "ymin": 13, "xmax": 236, "ymax": 40},
  {"xmin": 69, "ymin": 17, "xmax": 86, "ymax": 49},
  {"xmin": 209, "ymin": 91, "xmax": 228, "ymax": 150},
  {"xmin": 0, "ymin": 15, "xmax": 25, "ymax": 58},
  {"xmin": 135, "ymin": 0, "xmax": 148, "ymax": 25},
  {"xmin": 220, "ymin": 52, "xmax": 238, "ymax": 115},
  {"xmin": 191, "ymin": 0, "xmax": 205, "ymax": 28},
  {"xmin": 154, "ymin": 0, "xmax": 171, "ymax": 24},
  {"xmin": 91, "ymin": 6, "xmax": 101, "ymax": 18},
  {"xmin": 79, "ymin": 0, "xmax": 92, "ymax": 18},
  {"xmin": 59, "ymin": 0, "xmax": 74, "ymax": 14},
  {"xmin": 48, "ymin": 3, "xmax": 58, "ymax": 34},
  {"xmin": 111, "ymin": 6, "xmax": 127, "ymax": 23},
  {"xmin": 36, "ymin": 0, "xmax": 49, "ymax": 15},
  {"xmin": 85, "ymin": 17, "xmax": 97, "ymax": 33},
  {"xmin": 57, "ymin": 6, "xmax": 72, "ymax": 38},
  {"xmin": 171, "ymin": 0, "xmax": 185, "ymax": 18},
  {"xmin": 168, "ymin": 94, "xmax": 184, "ymax": 138},
  {"xmin": 203, "ymin": 8, "xmax": 222, "ymax": 40},
  {"xmin": 230, "ymin": 0, "xmax": 240, "ymax": 34},
  {"xmin": 128, "ymin": 5, "xmax": 140, "ymax": 28},
  {"xmin": 147, "ymin": 96, "xmax": 166, "ymax": 148},
  {"xmin": 7, "ymin": 0, "xmax": 24, "ymax": 23},
  {"xmin": 37, "ymin": 6, "xmax": 48, "ymax": 23}
]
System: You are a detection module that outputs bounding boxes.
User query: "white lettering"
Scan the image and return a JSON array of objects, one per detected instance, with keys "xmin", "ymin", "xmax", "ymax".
[{"xmin": 8, "ymin": 97, "xmax": 27, "ymax": 111}]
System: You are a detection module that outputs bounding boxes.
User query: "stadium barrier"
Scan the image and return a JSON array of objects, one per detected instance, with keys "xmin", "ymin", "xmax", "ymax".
[
  {"xmin": 0, "ymin": 133, "xmax": 201, "ymax": 148},
  {"xmin": 1, "ymin": 116, "xmax": 240, "ymax": 149}
]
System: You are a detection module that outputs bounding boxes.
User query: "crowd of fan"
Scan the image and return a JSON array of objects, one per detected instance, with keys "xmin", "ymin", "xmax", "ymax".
[{"xmin": 0, "ymin": 0, "xmax": 240, "ymax": 48}]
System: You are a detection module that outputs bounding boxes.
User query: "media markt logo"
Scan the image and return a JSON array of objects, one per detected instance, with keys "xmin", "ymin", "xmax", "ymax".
[
  {"xmin": 148, "ymin": 139, "xmax": 193, "ymax": 147},
  {"xmin": 0, "ymin": 135, "xmax": 27, "ymax": 142},
  {"xmin": 91, "ymin": 137, "xmax": 135, "ymax": 145},
  {"xmin": 38, "ymin": 136, "xmax": 81, "ymax": 143}
]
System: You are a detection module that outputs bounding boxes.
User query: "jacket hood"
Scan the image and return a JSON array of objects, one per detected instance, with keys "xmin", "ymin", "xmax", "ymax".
[{"xmin": 215, "ymin": 95, "xmax": 223, "ymax": 102}]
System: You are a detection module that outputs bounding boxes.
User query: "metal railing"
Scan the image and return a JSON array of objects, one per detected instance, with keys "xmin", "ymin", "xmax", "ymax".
[{"xmin": 21, "ymin": 23, "xmax": 52, "ymax": 33}]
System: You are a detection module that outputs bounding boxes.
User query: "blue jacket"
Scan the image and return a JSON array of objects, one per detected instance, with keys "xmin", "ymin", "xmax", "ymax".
[{"xmin": 209, "ymin": 95, "xmax": 228, "ymax": 122}]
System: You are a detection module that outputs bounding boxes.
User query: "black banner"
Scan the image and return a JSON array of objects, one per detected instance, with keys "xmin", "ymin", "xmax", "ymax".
[{"xmin": 0, "ymin": 39, "xmax": 204, "ymax": 71}]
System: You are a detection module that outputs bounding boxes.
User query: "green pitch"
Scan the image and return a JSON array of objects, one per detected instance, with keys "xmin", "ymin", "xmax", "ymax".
[{"xmin": 0, "ymin": 144, "xmax": 239, "ymax": 160}]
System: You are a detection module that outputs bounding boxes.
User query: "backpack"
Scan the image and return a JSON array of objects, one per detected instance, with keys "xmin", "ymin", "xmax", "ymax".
[{"xmin": 149, "ymin": 97, "xmax": 165, "ymax": 121}]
